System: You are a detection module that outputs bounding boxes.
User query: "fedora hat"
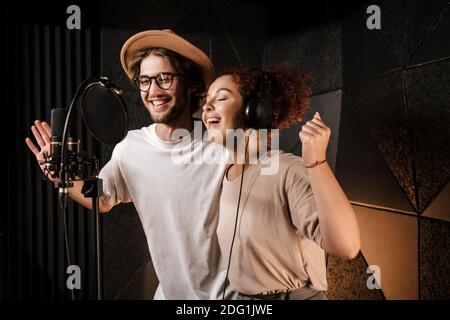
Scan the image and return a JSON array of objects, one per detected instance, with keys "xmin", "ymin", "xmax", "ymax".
[{"xmin": 120, "ymin": 29, "xmax": 214, "ymax": 85}]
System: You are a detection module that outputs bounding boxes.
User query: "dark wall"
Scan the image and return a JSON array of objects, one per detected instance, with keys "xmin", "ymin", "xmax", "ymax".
[
  {"xmin": 266, "ymin": 0, "xmax": 450, "ymax": 299},
  {"xmin": 3, "ymin": 2, "xmax": 102, "ymax": 299},
  {"xmin": 4, "ymin": 0, "xmax": 449, "ymax": 300},
  {"xmin": 338, "ymin": 0, "xmax": 449, "ymax": 300}
]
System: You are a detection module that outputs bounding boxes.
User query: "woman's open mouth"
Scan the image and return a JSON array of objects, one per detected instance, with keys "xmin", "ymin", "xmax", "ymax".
[{"xmin": 207, "ymin": 117, "xmax": 221, "ymax": 129}]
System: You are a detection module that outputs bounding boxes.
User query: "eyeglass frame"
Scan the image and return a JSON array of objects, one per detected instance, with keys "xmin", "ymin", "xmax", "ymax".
[{"xmin": 133, "ymin": 72, "xmax": 180, "ymax": 92}]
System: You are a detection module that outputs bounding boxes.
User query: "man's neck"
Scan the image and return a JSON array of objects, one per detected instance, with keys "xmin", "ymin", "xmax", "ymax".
[
  {"xmin": 154, "ymin": 108, "xmax": 194, "ymax": 141},
  {"xmin": 155, "ymin": 122, "xmax": 193, "ymax": 141}
]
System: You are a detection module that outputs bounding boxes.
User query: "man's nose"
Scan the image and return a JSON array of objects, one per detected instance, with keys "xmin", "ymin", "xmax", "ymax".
[{"xmin": 148, "ymin": 79, "xmax": 162, "ymax": 95}]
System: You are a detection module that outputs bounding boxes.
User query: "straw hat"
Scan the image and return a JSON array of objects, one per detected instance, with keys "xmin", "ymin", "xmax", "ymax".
[{"xmin": 120, "ymin": 29, "xmax": 214, "ymax": 85}]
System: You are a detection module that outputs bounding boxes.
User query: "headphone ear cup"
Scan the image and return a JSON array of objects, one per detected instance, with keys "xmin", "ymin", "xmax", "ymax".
[
  {"xmin": 244, "ymin": 98, "xmax": 255, "ymax": 129},
  {"xmin": 244, "ymin": 90, "xmax": 273, "ymax": 130}
]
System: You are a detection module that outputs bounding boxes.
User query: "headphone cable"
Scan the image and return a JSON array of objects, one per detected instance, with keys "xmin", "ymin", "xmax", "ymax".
[{"xmin": 221, "ymin": 137, "xmax": 248, "ymax": 300}]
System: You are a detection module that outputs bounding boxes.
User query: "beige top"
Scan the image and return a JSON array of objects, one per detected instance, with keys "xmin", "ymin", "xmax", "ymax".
[{"xmin": 217, "ymin": 151, "xmax": 327, "ymax": 295}]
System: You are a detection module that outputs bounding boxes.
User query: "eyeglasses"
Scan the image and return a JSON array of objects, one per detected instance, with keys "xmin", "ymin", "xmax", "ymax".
[{"xmin": 133, "ymin": 73, "xmax": 178, "ymax": 92}]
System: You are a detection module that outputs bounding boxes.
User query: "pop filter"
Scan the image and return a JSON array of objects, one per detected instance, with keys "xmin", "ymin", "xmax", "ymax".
[{"xmin": 81, "ymin": 77, "xmax": 128, "ymax": 145}]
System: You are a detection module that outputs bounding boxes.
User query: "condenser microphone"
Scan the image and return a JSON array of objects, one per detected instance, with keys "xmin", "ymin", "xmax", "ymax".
[
  {"xmin": 48, "ymin": 108, "xmax": 79, "ymax": 174},
  {"xmin": 50, "ymin": 108, "xmax": 65, "ymax": 158}
]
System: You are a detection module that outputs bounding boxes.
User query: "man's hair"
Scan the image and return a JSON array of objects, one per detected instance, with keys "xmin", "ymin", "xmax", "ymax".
[{"xmin": 130, "ymin": 47, "xmax": 206, "ymax": 114}]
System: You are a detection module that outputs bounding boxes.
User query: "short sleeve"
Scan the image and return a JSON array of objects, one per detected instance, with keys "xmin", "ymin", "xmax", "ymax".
[
  {"xmin": 285, "ymin": 161, "xmax": 321, "ymax": 246},
  {"xmin": 98, "ymin": 144, "xmax": 132, "ymax": 207}
]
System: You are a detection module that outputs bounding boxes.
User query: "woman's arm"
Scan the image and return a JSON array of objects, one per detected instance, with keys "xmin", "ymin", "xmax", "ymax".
[{"xmin": 300, "ymin": 112, "xmax": 361, "ymax": 259}]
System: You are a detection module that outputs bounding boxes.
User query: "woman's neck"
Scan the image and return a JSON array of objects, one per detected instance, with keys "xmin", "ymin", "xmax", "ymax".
[{"xmin": 229, "ymin": 131, "xmax": 263, "ymax": 165}]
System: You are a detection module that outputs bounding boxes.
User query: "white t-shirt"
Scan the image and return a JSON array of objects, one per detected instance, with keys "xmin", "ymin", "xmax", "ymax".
[{"xmin": 99, "ymin": 124, "xmax": 232, "ymax": 299}]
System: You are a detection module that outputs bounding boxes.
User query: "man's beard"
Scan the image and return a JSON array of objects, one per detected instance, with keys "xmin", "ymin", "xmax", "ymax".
[
  {"xmin": 150, "ymin": 102, "xmax": 186, "ymax": 123},
  {"xmin": 150, "ymin": 91, "xmax": 190, "ymax": 123}
]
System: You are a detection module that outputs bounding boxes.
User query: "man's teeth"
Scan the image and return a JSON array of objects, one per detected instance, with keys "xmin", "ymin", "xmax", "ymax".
[
  {"xmin": 207, "ymin": 117, "xmax": 221, "ymax": 123},
  {"xmin": 151, "ymin": 99, "xmax": 169, "ymax": 106}
]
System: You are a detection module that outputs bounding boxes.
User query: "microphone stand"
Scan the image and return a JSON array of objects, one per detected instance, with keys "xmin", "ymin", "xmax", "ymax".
[
  {"xmin": 80, "ymin": 165, "xmax": 103, "ymax": 301},
  {"xmin": 58, "ymin": 77, "xmax": 109, "ymax": 300}
]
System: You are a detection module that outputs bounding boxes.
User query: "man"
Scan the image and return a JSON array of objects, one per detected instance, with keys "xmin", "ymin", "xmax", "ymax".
[{"xmin": 25, "ymin": 29, "xmax": 232, "ymax": 300}]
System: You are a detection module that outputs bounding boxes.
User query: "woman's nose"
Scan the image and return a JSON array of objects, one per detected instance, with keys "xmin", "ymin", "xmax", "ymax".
[{"xmin": 203, "ymin": 101, "xmax": 212, "ymax": 112}]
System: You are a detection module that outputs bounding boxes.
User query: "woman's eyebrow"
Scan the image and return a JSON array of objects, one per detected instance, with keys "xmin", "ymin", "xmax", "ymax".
[
  {"xmin": 207, "ymin": 88, "xmax": 232, "ymax": 97},
  {"xmin": 216, "ymin": 88, "xmax": 232, "ymax": 93}
]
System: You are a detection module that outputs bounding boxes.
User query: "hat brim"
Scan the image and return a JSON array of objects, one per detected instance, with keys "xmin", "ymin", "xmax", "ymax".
[{"xmin": 120, "ymin": 30, "xmax": 214, "ymax": 86}]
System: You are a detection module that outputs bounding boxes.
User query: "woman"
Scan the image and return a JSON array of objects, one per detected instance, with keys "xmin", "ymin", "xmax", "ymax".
[{"xmin": 201, "ymin": 66, "xmax": 361, "ymax": 300}]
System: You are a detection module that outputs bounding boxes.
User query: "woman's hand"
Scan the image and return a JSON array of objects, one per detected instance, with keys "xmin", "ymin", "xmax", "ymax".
[{"xmin": 299, "ymin": 112, "xmax": 330, "ymax": 165}]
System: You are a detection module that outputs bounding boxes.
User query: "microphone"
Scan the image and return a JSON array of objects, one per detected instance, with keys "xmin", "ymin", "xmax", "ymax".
[
  {"xmin": 46, "ymin": 108, "xmax": 80, "ymax": 178},
  {"xmin": 43, "ymin": 77, "xmax": 128, "ymax": 184},
  {"xmin": 49, "ymin": 108, "xmax": 65, "ymax": 170},
  {"xmin": 44, "ymin": 77, "xmax": 127, "ymax": 183}
]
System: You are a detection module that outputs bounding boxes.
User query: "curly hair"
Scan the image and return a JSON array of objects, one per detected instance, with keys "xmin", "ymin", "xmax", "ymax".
[
  {"xmin": 223, "ymin": 65, "xmax": 312, "ymax": 129},
  {"xmin": 129, "ymin": 48, "xmax": 207, "ymax": 114}
]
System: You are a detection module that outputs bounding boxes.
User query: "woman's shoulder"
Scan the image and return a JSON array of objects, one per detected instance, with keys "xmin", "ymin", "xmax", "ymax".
[
  {"xmin": 261, "ymin": 150, "xmax": 307, "ymax": 177},
  {"xmin": 269, "ymin": 150, "xmax": 304, "ymax": 166}
]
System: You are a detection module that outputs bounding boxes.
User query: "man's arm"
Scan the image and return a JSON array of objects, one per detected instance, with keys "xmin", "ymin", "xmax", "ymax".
[{"xmin": 67, "ymin": 180, "xmax": 113, "ymax": 213}]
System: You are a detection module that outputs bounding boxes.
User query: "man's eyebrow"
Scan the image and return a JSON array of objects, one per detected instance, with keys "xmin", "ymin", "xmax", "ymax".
[{"xmin": 139, "ymin": 71, "xmax": 174, "ymax": 77}]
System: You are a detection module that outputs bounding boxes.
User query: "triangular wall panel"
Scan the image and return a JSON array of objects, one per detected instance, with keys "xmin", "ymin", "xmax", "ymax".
[{"xmin": 354, "ymin": 205, "xmax": 418, "ymax": 300}]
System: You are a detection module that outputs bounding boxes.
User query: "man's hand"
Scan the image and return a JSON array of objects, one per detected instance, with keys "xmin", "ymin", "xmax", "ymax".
[
  {"xmin": 25, "ymin": 120, "xmax": 112, "ymax": 212},
  {"xmin": 25, "ymin": 120, "xmax": 58, "ymax": 182},
  {"xmin": 299, "ymin": 112, "xmax": 330, "ymax": 165}
]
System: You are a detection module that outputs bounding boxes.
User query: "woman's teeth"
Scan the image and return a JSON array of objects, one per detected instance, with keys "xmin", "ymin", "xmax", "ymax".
[{"xmin": 207, "ymin": 118, "xmax": 221, "ymax": 129}]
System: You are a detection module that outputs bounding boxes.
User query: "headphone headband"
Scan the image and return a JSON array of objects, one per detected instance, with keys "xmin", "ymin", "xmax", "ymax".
[{"xmin": 243, "ymin": 73, "xmax": 274, "ymax": 130}]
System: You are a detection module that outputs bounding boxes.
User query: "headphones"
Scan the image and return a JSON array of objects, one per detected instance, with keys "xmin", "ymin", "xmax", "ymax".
[{"xmin": 243, "ymin": 77, "xmax": 274, "ymax": 130}]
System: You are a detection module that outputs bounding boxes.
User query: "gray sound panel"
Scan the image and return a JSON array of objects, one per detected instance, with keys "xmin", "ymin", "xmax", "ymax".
[
  {"xmin": 409, "ymin": 5, "xmax": 450, "ymax": 65},
  {"xmin": 405, "ymin": 59, "xmax": 450, "ymax": 213},
  {"xmin": 376, "ymin": 0, "xmax": 449, "ymax": 65},
  {"xmin": 279, "ymin": 90, "xmax": 342, "ymax": 173},
  {"xmin": 342, "ymin": 2, "xmax": 400, "ymax": 86},
  {"xmin": 423, "ymin": 182, "xmax": 450, "ymax": 222},
  {"xmin": 326, "ymin": 252, "xmax": 385, "ymax": 300},
  {"xmin": 103, "ymin": 203, "xmax": 150, "ymax": 299},
  {"xmin": 336, "ymin": 89, "xmax": 416, "ymax": 214},
  {"xmin": 420, "ymin": 218, "xmax": 450, "ymax": 299},
  {"xmin": 117, "ymin": 259, "xmax": 158, "ymax": 300},
  {"xmin": 264, "ymin": 19, "xmax": 343, "ymax": 95}
]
